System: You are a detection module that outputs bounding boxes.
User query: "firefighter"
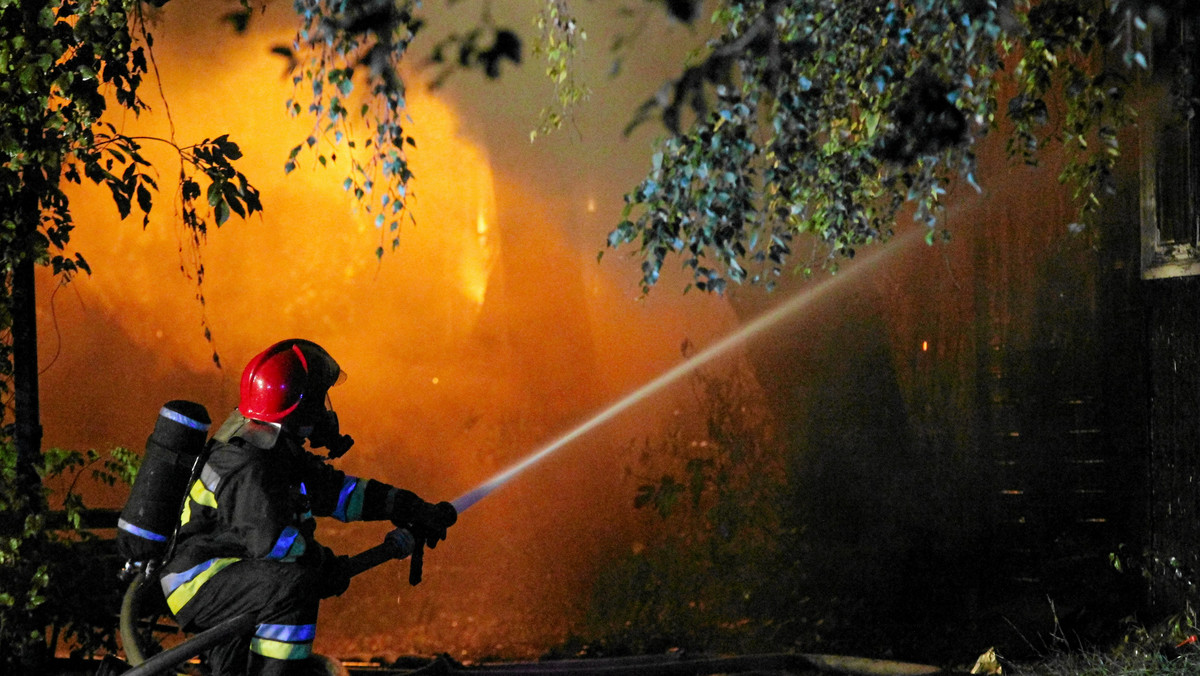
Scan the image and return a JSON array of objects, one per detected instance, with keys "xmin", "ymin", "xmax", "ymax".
[{"xmin": 159, "ymin": 339, "xmax": 457, "ymax": 675}]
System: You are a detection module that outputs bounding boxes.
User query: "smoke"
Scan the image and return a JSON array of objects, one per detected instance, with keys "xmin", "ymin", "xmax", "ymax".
[{"xmin": 41, "ymin": 0, "xmax": 741, "ymax": 659}]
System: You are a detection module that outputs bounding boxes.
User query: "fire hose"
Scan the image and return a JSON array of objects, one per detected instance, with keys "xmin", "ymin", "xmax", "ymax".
[
  {"xmin": 121, "ymin": 487, "xmax": 483, "ymax": 676},
  {"xmin": 120, "ymin": 526, "xmax": 420, "ymax": 676}
]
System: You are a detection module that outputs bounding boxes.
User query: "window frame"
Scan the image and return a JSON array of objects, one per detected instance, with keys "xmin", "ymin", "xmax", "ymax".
[{"xmin": 1140, "ymin": 13, "xmax": 1200, "ymax": 280}]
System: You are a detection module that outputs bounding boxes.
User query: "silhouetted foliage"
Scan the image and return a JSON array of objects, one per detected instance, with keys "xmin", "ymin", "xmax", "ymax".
[
  {"xmin": 220, "ymin": 1, "xmax": 1177, "ymax": 295},
  {"xmin": 579, "ymin": 367, "xmax": 789, "ymax": 654},
  {"xmin": 606, "ymin": 0, "xmax": 1165, "ymax": 293},
  {"xmin": 0, "ymin": 446, "xmax": 138, "ymax": 670},
  {"xmin": 0, "ymin": 0, "xmax": 260, "ymax": 661}
]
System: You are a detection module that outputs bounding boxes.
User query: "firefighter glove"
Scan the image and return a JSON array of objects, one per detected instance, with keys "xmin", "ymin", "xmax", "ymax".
[
  {"xmin": 385, "ymin": 528, "xmax": 417, "ymax": 560},
  {"xmin": 394, "ymin": 500, "xmax": 457, "ymax": 549}
]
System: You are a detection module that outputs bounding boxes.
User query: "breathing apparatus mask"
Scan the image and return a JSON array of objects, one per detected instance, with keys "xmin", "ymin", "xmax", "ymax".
[
  {"xmin": 292, "ymin": 391, "xmax": 354, "ymax": 459},
  {"xmin": 305, "ymin": 395, "xmax": 354, "ymax": 459}
]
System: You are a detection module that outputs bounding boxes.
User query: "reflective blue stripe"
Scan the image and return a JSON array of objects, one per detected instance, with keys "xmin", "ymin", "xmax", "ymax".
[
  {"xmin": 280, "ymin": 533, "xmax": 307, "ymax": 562},
  {"xmin": 255, "ymin": 623, "xmax": 316, "ymax": 642},
  {"xmin": 118, "ymin": 518, "xmax": 168, "ymax": 542},
  {"xmin": 161, "ymin": 558, "xmax": 219, "ymax": 594},
  {"xmin": 299, "ymin": 482, "xmax": 313, "ymax": 520},
  {"xmin": 332, "ymin": 476, "xmax": 367, "ymax": 522},
  {"xmin": 159, "ymin": 406, "xmax": 211, "ymax": 431},
  {"xmin": 267, "ymin": 526, "xmax": 300, "ymax": 560}
]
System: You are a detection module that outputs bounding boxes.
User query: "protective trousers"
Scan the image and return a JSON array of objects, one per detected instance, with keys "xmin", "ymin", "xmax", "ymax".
[{"xmin": 171, "ymin": 559, "xmax": 322, "ymax": 676}]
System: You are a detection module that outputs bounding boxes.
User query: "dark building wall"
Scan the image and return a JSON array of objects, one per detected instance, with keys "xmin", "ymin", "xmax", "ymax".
[
  {"xmin": 1146, "ymin": 275, "xmax": 1200, "ymax": 608},
  {"xmin": 720, "ymin": 34, "xmax": 1200, "ymax": 653},
  {"xmin": 726, "ymin": 130, "xmax": 1156, "ymax": 657}
]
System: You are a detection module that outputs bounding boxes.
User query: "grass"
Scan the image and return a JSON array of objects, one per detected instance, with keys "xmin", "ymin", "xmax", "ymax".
[
  {"xmin": 1010, "ymin": 651, "xmax": 1200, "ymax": 676},
  {"xmin": 1007, "ymin": 622, "xmax": 1200, "ymax": 676}
]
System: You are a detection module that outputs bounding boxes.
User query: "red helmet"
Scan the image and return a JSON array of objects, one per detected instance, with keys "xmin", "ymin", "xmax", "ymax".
[{"xmin": 239, "ymin": 339, "xmax": 343, "ymax": 424}]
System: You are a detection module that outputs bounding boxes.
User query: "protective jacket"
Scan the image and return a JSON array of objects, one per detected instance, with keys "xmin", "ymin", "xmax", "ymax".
[{"xmin": 159, "ymin": 410, "xmax": 426, "ymax": 618}]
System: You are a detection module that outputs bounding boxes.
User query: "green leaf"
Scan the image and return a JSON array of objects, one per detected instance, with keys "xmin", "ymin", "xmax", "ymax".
[
  {"xmin": 206, "ymin": 181, "xmax": 223, "ymax": 208},
  {"xmin": 223, "ymin": 183, "xmax": 246, "ymax": 218},
  {"xmin": 214, "ymin": 199, "xmax": 231, "ymax": 226}
]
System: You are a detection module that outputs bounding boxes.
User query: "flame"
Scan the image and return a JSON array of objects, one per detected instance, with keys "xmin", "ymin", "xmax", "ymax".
[
  {"xmin": 61, "ymin": 51, "xmax": 496, "ymax": 376},
  {"xmin": 464, "ymin": 208, "xmax": 491, "ymax": 305},
  {"xmin": 40, "ymin": 0, "xmax": 743, "ymax": 659}
]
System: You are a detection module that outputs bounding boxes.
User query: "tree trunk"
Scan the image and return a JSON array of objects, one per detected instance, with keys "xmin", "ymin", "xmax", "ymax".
[{"xmin": 13, "ymin": 175, "xmax": 43, "ymax": 509}]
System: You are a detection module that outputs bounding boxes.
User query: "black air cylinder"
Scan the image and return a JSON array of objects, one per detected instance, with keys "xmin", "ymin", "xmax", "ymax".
[{"xmin": 117, "ymin": 400, "xmax": 211, "ymax": 564}]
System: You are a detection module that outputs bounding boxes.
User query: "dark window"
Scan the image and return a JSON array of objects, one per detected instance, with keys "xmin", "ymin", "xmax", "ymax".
[{"xmin": 1142, "ymin": 14, "xmax": 1200, "ymax": 278}]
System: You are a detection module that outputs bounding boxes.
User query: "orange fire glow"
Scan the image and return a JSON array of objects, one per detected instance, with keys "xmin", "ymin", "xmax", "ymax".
[{"xmin": 39, "ymin": 0, "xmax": 740, "ymax": 660}]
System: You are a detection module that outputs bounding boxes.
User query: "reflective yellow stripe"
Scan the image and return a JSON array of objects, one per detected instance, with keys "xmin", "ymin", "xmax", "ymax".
[
  {"xmin": 189, "ymin": 478, "xmax": 218, "ymax": 508},
  {"xmin": 165, "ymin": 557, "xmax": 239, "ymax": 615},
  {"xmin": 180, "ymin": 477, "xmax": 217, "ymax": 527},
  {"xmin": 250, "ymin": 636, "xmax": 312, "ymax": 660}
]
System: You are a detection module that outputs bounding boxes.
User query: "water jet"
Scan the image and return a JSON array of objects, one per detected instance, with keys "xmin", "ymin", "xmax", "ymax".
[{"xmin": 450, "ymin": 229, "xmax": 925, "ymax": 515}]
